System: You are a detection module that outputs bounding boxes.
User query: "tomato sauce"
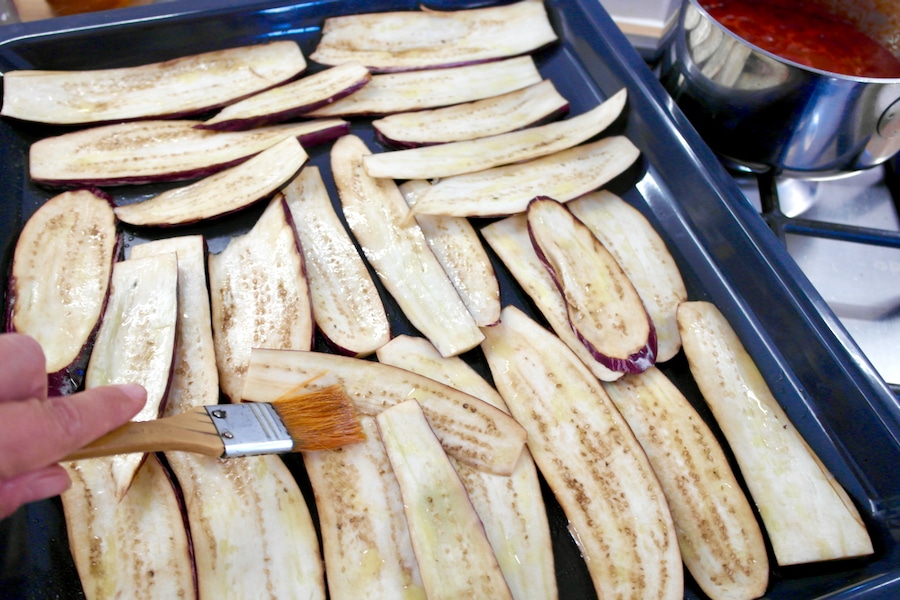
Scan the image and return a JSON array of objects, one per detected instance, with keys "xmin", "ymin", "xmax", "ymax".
[{"xmin": 700, "ymin": 0, "xmax": 900, "ymax": 78}]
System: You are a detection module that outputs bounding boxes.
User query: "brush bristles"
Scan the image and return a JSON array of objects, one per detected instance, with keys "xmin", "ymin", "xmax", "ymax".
[{"xmin": 270, "ymin": 384, "xmax": 366, "ymax": 451}]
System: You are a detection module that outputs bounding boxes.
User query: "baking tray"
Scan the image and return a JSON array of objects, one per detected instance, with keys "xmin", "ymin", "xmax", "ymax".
[{"xmin": 2, "ymin": 0, "xmax": 900, "ymax": 598}]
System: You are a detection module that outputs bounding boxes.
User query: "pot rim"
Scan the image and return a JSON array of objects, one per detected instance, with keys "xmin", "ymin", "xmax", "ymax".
[{"xmin": 683, "ymin": 0, "xmax": 900, "ymax": 84}]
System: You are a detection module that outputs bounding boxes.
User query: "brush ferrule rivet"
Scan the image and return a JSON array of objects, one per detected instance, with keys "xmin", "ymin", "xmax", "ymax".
[
  {"xmin": 211, "ymin": 409, "xmax": 227, "ymax": 419},
  {"xmin": 222, "ymin": 431, "xmax": 234, "ymax": 439}
]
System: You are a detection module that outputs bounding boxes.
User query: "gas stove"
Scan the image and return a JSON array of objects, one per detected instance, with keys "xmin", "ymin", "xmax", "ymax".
[{"xmin": 731, "ymin": 162, "xmax": 900, "ymax": 392}]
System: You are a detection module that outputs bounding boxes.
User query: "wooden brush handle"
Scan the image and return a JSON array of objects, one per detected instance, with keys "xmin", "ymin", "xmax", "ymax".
[{"xmin": 64, "ymin": 407, "xmax": 225, "ymax": 461}]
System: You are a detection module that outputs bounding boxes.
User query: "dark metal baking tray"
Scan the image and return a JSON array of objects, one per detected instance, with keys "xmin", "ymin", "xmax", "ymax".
[{"xmin": 2, "ymin": 0, "xmax": 900, "ymax": 598}]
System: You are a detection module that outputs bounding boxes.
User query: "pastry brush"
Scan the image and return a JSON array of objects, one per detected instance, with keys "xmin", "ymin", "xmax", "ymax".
[{"xmin": 64, "ymin": 384, "xmax": 365, "ymax": 460}]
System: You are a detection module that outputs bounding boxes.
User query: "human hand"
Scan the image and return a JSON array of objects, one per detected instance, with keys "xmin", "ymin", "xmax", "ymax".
[{"xmin": 0, "ymin": 333, "xmax": 146, "ymax": 519}]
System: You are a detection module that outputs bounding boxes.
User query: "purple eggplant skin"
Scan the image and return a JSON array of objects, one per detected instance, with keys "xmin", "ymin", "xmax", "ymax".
[
  {"xmin": 526, "ymin": 195, "xmax": 657, "ymax": 375},
  {"xmin": 5, "ymin": 189, "xmax": 123, "ymax": 396},
  {"xmin": 373, "ymin": 103, "xmax": 571, "ymax": 150},
  {"xmin": 195, "ymin": 79, "xmax": 371, "ymax": 132},
  {"xmin": 297, "ymin": 121, "xmax": 351, "ymax": 147}
]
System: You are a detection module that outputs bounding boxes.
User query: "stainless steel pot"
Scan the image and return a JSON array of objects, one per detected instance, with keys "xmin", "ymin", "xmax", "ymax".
[{"xmin": 660, "ymin": 0, "xmax": 900, "ymax": 177}]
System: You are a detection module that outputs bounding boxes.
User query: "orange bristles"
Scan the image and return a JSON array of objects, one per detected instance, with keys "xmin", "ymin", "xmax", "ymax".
[{"xmin": 269, "ymin": 384, "xmax": 366, "ymax": 451}]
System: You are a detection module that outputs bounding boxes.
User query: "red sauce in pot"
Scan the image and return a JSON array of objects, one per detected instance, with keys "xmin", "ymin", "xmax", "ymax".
[{"xmin": 701, "ymin": 0, "xmax": 900, "ymax": 78}]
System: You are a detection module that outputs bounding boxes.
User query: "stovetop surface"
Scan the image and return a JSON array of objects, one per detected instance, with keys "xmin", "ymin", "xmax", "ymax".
[{"xmin": 734, "ymin": 162, "xmax": 900, "ymax": 390}]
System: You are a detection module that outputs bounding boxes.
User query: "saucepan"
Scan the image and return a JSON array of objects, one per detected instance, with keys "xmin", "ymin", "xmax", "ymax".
[{"xmin": 660, "ymin": 0, "xmax": 900, "ymax": 177}]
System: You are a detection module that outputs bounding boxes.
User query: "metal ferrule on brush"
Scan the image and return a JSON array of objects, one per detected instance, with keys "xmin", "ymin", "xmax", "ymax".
[{"xmin": 205, "ymin": 403, "xmax": 294, "ymax": 458}]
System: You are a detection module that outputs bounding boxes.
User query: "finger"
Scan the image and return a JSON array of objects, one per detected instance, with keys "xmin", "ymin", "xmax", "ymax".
[
  {"xmin": 0, "ymin": 333, "xmax": 47, "ymax": 403},
  {"xmin": 0, "ymin": 465, "xmax": 71, "ymax": 520},
  {"xmin": 0, "ymin": 383, "xmax": 146, "ymax": 481}
]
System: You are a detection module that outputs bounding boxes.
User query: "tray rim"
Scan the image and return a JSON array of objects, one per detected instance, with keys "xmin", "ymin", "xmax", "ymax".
[{"xmin": 2, "ymin": 0, "xmax": 900, "ymax": 598}]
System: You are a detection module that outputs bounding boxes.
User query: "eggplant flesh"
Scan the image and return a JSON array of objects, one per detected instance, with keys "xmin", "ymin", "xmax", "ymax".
[
  {"xmin": 399, "ymin": 179, "xmax": 501, "ymax": 328},
  {"xmin": 568, "ymin": 191, "xmax": 687, "ymax": 363},
  {"xmin": 84, "ymin": 252, "xmax": 179, "ymax": 501},
  {"xmin": 282, "ymin": 166, "xmax": 391, "ymax": 357},
  {"xmin": 603, "ymin": 367, "xmax": 769, "ymax": 600},
  {"xmin": 208, "ymin": 194, "xmax": 314, "ymax": 403},
  {"xmin": 677, "ymin": 301, "xmax": 874, "ymax": 566},
  {"xmin": 376, "ymin": 334, "xmax": 558, "ymax": 600},
  {"xmin": 305, "ymin": 416, "xmax": 425, "ymax": 600},
  {"xmin": 373, "ymin": 79, "xmax": 569, "ymax": 148},
  {"xmin": 330, "ymin": 134, "xmax": 483, "ymax": 358},
  {"xmin": 481, "ymin": 214, "xmax": 625, "ymax": 382},
  {"xmin": 307, "ymin": 56, "xmax": 542, "ymax": 117},
  {"xmin": 61, "ymin": 454, "xmax": 195, "ymax": 600},
  {"xmin": 481, "ymin": 305, "xmax": 683, "ymax": 600},
  {"xmin": 362, "ymin": 88, "xmax": 626, "ymax": 180},
  {"xmin": 29, "ymin": 119, "xmax": 348, "ymax": 187},
  {"xmin": 310, "ymin": 0, "xmax": 557, "ymax": 72},
  {"xmin": 114, "ymin": 136, "xmax": 308, "ymax": 227},
  {"xmin": 526, "ymin": 196, "xmax": 656, "ymax": 374},
  {"xmin": 409, "ymin": 135, "xmax": 640, "ymax": 218},
  {"xmin": 1, "ymin": 41, "xmax": 307, "ymax": 125},
  {"xmin": 6, "ymin": 189, "xmax": 118, "ymax": 395},
  {"xmin": 376, "ymin": 399, "xmax": 513, "ymax": 600}
]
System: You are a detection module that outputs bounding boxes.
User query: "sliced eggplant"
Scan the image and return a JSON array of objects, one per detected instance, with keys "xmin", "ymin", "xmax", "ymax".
[
  {"xmin": 61, "ymin": 454, "xmax": 194, "ymax": 600},
  {"xmin": 373, "ymin": 79, "xmax": 570, "ymax": 148},
  {"xmin": 481, "ymin": 214, "xmax": 623, "ymax": 382},
  {"xmin": 399, "ymin": 179, "xmax": 500, "ymax": 328},
  {"xmin": 306, "ymin": 56, "xmax": 542, "ymax": 117},
  {"xmin": 677, "ymin": 301, "xmax": 874, "ymax": 566},
  {"xmin": 603, "ymin": 367, "xmax": 769, "ymax": 600},
  {"xmin": 481, "ymin": 305, "xmax": 683, "ymax": 600},
  {"xmin": 115, "ymin": 136, "xmax": 307, "ymax": 227},
  {"xmin": 310, "ymin": 0, "xmax": 557, "ymax": 72},
  {"xmin": 282, "ymin": 166, "xmax": 391, "ymax": 357},
  {"xmin": 134, "ymin": 235, "xmax": 326, "ymax": 599},
  {"xmin": 526, "ymin": 196, "xmax": 656, "ymax": 374},
  {"xmin": 304, "ymin": 416, "xmax": 425, "ymax": 599},
  {"xmin": 242, "ymin": 347, "xmax": 528, "ymax": 477},
  {"xmin": 363, "ymin": 89, "xmax": 626, "ymax": 180},
  {"xmin": 129, "ymin": 235, "xmax": 218, "ymax": 412},
  {"xmin": 30, "ymin": 118, "xmax": 348, "ymax": 187},
  {"xmin": 408, "ymin": 135, "xmax": 640, "ymax": 218},
  {"xmin": 1, "ymin": 41, "xmax": 307, "ymax": 125},
  {"xmin": 331, "ymin": 135, "xmax": 483, "ymax": 358},
  {"xmin": 6, "ymin": 189, "xmax": 118, "ymax": 395},
  {"xmin": 208, "ymin": 194, "xmax": 314, "ymax": 403},
  {"xmin": 177, "ymin": 454, "xmax": 327, "ymax": 598},
  {"xmin": 199, "ymin": 62, "xmax": 371, "ymax": 131},
  {"xmin": 83, "ymin": 252, "xmax": 179, "ymax": 500},
  {"xmin": 377, "ymin": 399, "xmax": 513, "ymax": 600},
  {"xmin": 568, "ymin": 191, "xmax": 687, "ymax": 363},
  {"xmin": 376, "ymin": 334, "xmax": 558, "ymax": 600}
]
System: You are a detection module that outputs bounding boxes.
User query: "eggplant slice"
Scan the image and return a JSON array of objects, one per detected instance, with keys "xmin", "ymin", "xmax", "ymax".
[
  {"xmin": 2, "ymin": 41, "xmax": 307, "ymax": 125},
  {"xmin": 84, "ymin": 252, "xmax": 179, "ymax": 501},
  {"xmin": 282, "ymin": 166, "xmax": 391, "ymax": 357},
  {"xmin": 362, "ymin": 89, "xmax": 626, "ymax": 180},
  {"xmin": 6, "ymin": 189, "xmax": 118, "ymax": 395},
  {"xmin": 306, "ymin": 56, "xmax": 542, "ymax": 117},
  {"xmin": 199, "ymin": 62, "xmax": 371, "ymax": 130},
  {"xmin": 30, "ymin": 119, "xmax": 348, "ymax": 187},
  {"xmin": 373, "ymin": 79, "xmax": 570, "ymax": 148},
  {"xmin": 310, "ymin": 0, "xmax": 557, "ymax": 72},
  {"xmin": 114, "ymin": 137, "xmax": 308, "ymax": 227}
]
